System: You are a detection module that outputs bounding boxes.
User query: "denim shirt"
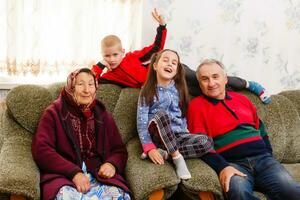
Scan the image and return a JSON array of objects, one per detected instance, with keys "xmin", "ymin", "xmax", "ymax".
[{"xmin": 137, "ymin": 81, "xmax": 188, "ymax": 153}]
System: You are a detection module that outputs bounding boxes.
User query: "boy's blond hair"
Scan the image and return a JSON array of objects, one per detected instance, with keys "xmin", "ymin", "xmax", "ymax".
[{"xmin": 101, "ymin": 35, "xmax": 123, "ymax": 51}]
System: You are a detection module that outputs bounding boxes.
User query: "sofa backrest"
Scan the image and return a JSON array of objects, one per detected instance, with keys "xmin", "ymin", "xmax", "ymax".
[
  {"xmin": 277, "ymin": 90, "xmax": 300, "ymax": 162},
  {"xmin": 279, "ymin": 90, "xmax": 300, "ymax": 115},
  {"xmin": 4, "ymin": 83, "xmax": 137, "ymax": 144},
  {"xmin": 5, "ymin": 85, "xmax": 53, "ymax": 134},
  {"xmin": 3, "ymin": 84, "xmax": 300, "ymax": 163},
  {"xmin": 0, "ymin": 110, "xmax": 5, "ymax": 149},
  {"xmin": 242, "ymin": 91, "xmax": 300, "ymax": 163}
]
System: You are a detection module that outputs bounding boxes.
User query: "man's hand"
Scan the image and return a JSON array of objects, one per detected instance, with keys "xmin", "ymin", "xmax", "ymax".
[
  {"xmin": 152, "ymin": 8, "xmax": 166, "ymax": 26},
  {"xmin": 98, "ymin": 162, "xmax": 116, "ymax": 178},
  {"xmin": 72, "ymin": 172, "xmax": 91, "ymax": 193},
  {"xmin": 148, "ymin": 148, "xmax": 164, "ymax": 165},
  {"xmin": 219, "ymin": 166, "xmax": 247, "ymax": 192}
]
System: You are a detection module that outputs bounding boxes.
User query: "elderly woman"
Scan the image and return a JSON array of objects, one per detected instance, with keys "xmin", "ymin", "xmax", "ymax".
[{"xmin": 32, "ymin": 68, "xmax": 131, "ymax": 200}]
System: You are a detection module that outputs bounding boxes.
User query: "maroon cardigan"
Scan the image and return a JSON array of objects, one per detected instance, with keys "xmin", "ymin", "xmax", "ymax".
[{"xmin": 32, "ymin": 96, "xmax": 130, "ymax": 199}]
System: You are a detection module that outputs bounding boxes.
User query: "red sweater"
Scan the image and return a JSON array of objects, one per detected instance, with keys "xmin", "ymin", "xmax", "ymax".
[
  {"xmin": 188, "ymin": 91, "xmax": 260, "ymax": 139},
  {"xmin": 187, "ymin": 91, "xmax": 271, "ymax": 174},
  {"xmin": 92, "ymin": 25, "xmax": 167, "ymax": 88}
]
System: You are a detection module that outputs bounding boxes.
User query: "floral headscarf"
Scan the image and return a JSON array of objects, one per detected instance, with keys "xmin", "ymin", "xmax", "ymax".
[{"xmin": 62, "ymin": 68, "xmax": 99, "ymax": 118}]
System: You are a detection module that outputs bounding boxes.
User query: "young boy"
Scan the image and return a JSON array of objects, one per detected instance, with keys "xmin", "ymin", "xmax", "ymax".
[
  {"xmin": 92, "ymin": 8, "xmax": 166, "ymax": 88},
  {"xmin": 92, "ymin": 9, "xmax": 271, "ymax": 103}
]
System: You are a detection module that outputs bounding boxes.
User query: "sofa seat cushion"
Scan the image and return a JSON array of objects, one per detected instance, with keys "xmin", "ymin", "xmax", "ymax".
[
  {"xmin": 125, "ymin": 137, "xmax": 180, "ymax": 200},
  {"xmin": 180, "ymin": 159, "xmax": 223, "ymax": 200},
  {"xmin": 0, "ymin": 134, "xmax": 40, "ymax": 199},
  {"xmin": 6, "ymin": 85, "xmax": 52, "ymax": 134},
  {"xmin": 282, "ymin": 163, "xmax": 300, "ymax": 184}
]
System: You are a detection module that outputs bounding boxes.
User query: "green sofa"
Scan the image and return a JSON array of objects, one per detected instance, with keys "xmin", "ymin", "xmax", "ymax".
[{"xmin": 0, "ymin": 83, "xmax": 299, "ymax": 200}]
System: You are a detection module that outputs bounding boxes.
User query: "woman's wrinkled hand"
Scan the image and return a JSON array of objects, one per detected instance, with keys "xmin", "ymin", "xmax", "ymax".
[
  {"xmin": 72, "ymin": 172, "xmax": 91, "ymax": 193},
  {"xmin": 98, "ymin": 162, "xmax": 116, "ymax": 178}
]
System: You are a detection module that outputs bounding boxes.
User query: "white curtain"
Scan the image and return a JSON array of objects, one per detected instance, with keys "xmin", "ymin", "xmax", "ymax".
[{"xmin": 0, "ymin": 0, "xmax": 142, "ymax": 84}]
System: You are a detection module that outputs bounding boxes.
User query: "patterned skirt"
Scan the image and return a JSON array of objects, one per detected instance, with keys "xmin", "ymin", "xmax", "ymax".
[{"xmin": 55, "ymin": 173, "xmax": 131, "ymax": 200}]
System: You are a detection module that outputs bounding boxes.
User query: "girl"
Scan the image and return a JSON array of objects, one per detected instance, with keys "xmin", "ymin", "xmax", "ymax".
[{"xmin": 136, "ymin": 49, "xmax": 214, "ymax": 179}]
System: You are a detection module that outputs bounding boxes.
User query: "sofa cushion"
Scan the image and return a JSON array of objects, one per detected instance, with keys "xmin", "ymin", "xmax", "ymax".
[
  {"xmin": 113, "ymin": 88, "xmax": 140, "ymax": 144},
  {"xmin": 125, "ymin": 137, "xmax": 179, "ymax": 200},
  {"xmin": 282, "ymin": 163, "xmax": 300, "ymax": 184},
  {"xmin": 180, "ymin": 159, "xmax": 223, "ymax": 200},
  {"xmin": 0, "ymin": 110, "xmax": 5, "ymax": 149},
  {"xmin": 6, "ymin": 85, "xmax": 52, "ymax": 134},
  {"xmin": 5, "ymin": 83, "xmax": 123, "ymax": 136},
  {"xmin": 47, "ymin": 82, "xmax": 64, "ymax": 100},
  {"xmin": 279, "ymin": 90, "xmax": 300, "ymax": 116},
  {"xmin": 260, "ymin": 94, "xmax": 300, "ymax": 163},
  {"xmin": 97, "ymin": 84, "xmax": 122, "ymax": 114},
  {"xmin": 0, "ymin": 111, "xmax": 40, "ymax": 199},
  {"xmin": 241, "ymin": 92, "xmax": 300, "ymax": 162},
  {"xmin": 258, "ymin": 94, "xmax": 289, "ymax": 162},
  {"xmin": 0, "ymin": 134, "xmax": 40, "ymax": 200}
]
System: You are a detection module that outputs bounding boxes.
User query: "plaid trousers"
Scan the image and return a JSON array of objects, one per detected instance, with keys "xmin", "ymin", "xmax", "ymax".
[{"xmin": 148, "ymin": 111, "xmax": 213, "ymax": 159}]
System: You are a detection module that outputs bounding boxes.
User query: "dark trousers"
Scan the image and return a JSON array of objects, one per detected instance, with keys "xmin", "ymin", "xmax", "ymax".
[
  {"xmin": 148, "ymin": 111, "xmax": 213, "ymax": 159},
  {"xmin": 225, "ymin": 153, "xmax": 300, "ymax": 200}
]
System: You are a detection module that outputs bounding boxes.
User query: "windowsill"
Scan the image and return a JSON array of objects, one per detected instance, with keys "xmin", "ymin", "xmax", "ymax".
[
  {"xmin": 0, "ymin": 83, "xmax": 22, "ymax": 90},
  {"xmin": 0, "ymin": 75, "xmax": 66, "ymax": 90},
  {"xmin": 0, "ymin": 78, "xmax": 45, "ymax": 90}
]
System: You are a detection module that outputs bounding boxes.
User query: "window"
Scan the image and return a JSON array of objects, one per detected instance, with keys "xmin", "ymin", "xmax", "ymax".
[{"xmin": 0, "ymin": 0, "xmax": 142, "ymax": 87}]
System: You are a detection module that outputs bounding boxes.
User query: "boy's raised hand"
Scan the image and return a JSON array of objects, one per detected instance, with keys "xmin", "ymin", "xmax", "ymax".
[{"xmin": 152, "ymin": 8, "xmax": 166, "ymax": 26}]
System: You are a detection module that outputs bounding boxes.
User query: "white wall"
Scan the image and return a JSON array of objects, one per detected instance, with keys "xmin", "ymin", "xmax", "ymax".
[{"xmin": 141, "ymin": 0, "xmax": 300, "ymax": 94}]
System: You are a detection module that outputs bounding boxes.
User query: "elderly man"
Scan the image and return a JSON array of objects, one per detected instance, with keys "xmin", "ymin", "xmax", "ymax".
[{"xmin": 187, "ymin": 59, "xmax": 300, "ymax": 200}]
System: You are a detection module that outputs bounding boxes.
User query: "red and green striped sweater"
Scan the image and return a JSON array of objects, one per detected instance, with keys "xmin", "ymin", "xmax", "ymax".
[{"xmin": 187, "ymin": 91, "xmax": 272, "ymax": 174}]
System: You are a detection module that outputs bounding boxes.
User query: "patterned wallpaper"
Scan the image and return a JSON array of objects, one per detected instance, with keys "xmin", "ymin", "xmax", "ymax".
[{"xmin": 142, "ymin": 0, "xmax": 300, "ymax": 94}]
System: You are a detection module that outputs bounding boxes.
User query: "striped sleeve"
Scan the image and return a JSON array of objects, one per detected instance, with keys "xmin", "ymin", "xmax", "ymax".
[
  {"xmin": 132, "ymin": 25, "xmax": 167, "ymax": 63},
  {"xmin": 201, "ymin": 152, "xmax": 229, "ymax": 175},
  {"xmin": 91, "ymin": 62, "xmax": 106, "ymax": 79}
]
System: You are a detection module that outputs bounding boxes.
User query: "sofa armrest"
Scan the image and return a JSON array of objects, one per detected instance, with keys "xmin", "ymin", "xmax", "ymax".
[
  {"xmin": 0, "ymin": 135, "xmax": 40, "ymax": 200},
  {"xmin": 125, "ymin": 137, "xmax": 180, "ymax": 200},
  {"xmin": 180, "ymin": 159, "xmax": 224, "ymax": 200}
]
